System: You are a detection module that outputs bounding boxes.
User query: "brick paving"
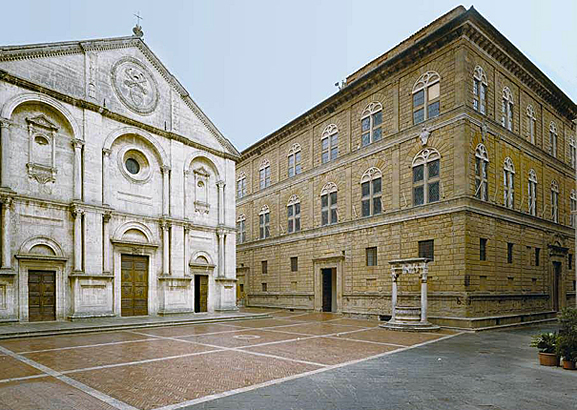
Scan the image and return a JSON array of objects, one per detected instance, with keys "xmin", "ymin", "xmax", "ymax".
[{"xmin": 0, "ymin": 309, "xmax": 457, "ymax": 410}]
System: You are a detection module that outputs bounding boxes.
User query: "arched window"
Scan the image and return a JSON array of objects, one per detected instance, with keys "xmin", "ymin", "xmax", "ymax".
[
  {"xmin": 501, "ymin": 87, "xmax": 514, "ymax": 131},
  {"xmin": 475, "ymin": 144, "xmax": 489, "ymax": 201},
  {"xmin": 412, "ymin": 148, "xmax": 440, "ymax": 205},
  {"xmin": 473, "ymin": 66, "xmax": 487, "ymax": 115},
  {"xmin": 528, "ymin": 169, "xmax": 537, "ymax": 216},
  {"xmin": 237, "ymin": 172, "xmax": 247, "ymax": 199},
  {"xmin": 551, "ymin": 181, "xmax": 559, "ymax": 223},
  {"xmin": 571, "ymin": 190, "xmax": 577, "ymax": 227},
  {"xmin": 549, "ymin": 122, "xmax": 558, "ymax": 158},
  {"xmin": 526, "ymin": 105, "xmax": 536, "ymax": 144},
  {"xmin": 236, "ymin": 214, "xmax": 246, "ymax": 243},
  {"xmin": 321, "ymin": 182, "xmax": 338, "ymax": 226},
  {"xmin": 287, "ymin": 195, "xmax": 301, "ymax": 233},
  {"xmin": 287, "ymin": 144, "xmax": 301, "ymax": 177},
  {"xmin": 321, "ymin": 124, "xmax": 339, "ymax": 163},
  {"xmin": 503, "ymin": 157, "xmax": 515, "ymax": 209},
  {"xmin": 412, "ymin": 71, "xmax": 441, "ymax": 125},
  {"xmin": 259, "ymin": 159, "xmax": 271, "ymax": 189},
  {"xmin": 259, "ymin": 205, "xmax": 270, "ymax": 239},
  {"xmin": 361, "ymin": 167, "xmax": 382, "ymax": 216},
  {"xmin": 361, "ymin": 102, "xmax": 383, "ymax": 147},
  {"xmin": 570, "ymin": 137, "xmax": 576, "ymax": 168}
]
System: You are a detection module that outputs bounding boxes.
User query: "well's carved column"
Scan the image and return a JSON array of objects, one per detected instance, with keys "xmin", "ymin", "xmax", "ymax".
[
  {"xmin": 421, "ymin": 264, "xmax": 428, "ymax": 323},
  {"xmin": 217, "ymin": 180, "xmax": 226, "ymax": 225},
  {"xmin": 71, "ymin": 206, "xmax": 84, "ymax": 272},
  {"xmin": 103, "ymin": 211, "xmax": 111, "ymax": 273},
  {"xmin": 0, "ymin": 122, "xmax": 12, "ymax": 190},
  {"xmin": 1, "ymin": 196, "xmax": 13, "ymax": 269},
  {"xmin": 102, "ymin": 149, "xmax": 111, "ymax": 205},
  {"xmin": 161, "ymin": 221, "xmax": 170, "ymax": 275},
  {"xmin": 72, "ymin": 139, "xmax": 84, "ymax": 200},
  {"xmin": 390, "ymin": 270, "xmax": 399, "ymax": 322},
  {"xmin": 161, "ymin": 166, "xmax": 170, "ymax": 216}
]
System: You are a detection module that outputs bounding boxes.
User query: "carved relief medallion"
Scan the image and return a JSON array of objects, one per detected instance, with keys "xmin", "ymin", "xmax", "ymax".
[{"xmin": 111, "ymin": 57, "xmax": 159, "ymax": 114}]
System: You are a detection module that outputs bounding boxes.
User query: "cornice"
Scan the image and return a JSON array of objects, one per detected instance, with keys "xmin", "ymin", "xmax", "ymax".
[
  {"xmin": 238, "ymin": 196, "xmax": 573, "ymax": 251},
  {"xmin": 0, "ymin": 69, "xmax": 238, "ymax": 161}
]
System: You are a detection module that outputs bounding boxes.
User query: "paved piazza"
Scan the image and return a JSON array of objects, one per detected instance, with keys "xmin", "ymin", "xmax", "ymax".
[{"xmin": 0, "ymin": 309, "xmax": 457, "ymax": 410}]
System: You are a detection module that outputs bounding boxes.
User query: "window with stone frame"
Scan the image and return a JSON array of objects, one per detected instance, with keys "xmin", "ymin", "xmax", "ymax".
[
  {"xmin": 237, "ymin": 174, "xmax": 247, "ymax": 199},
  {"xmin": 528, "ymin": 169, "xmax": 537, "ymax": 216},
  {"xmin": 321, "ymin": 124, "xmax": 339, "ymax": 163},
  {"xmin": 261, "ymin": 260, "xmax": 268, "ymax": 274},
  {"xmin": 287, "ymin": 144, "xmax": 302, "ymax": 178},
  {"xmin": 366, "ymin": 247, "xmax": 378, "ymax": 266},
  {"xmin": 287, "ymin": 195, "xmax": 301, "ymax": 233},
  {"xmin": 526, "ymin": 105, "xmax": 536, "ymax": 144},
  {"xmin": 418, "ymin": 240, "xmax": 434, "ymax": 261},
  {"xmin": 290, "ymin": 257, "xmax": 298, "ymax": 272},
  {"xmin": 551, "ymin": 180, "xmax": 559, "ymax": 223},
  {"xmin": 361, "ymin": 167, "xmax": 382, "ymax": 217},
  {"xmin": 473, "ymin": 66, "xmax": 487, "ymax": 115},
  {"xmin": 259, "ymin": 159, "xmax": 271, "ymax": 189},
  {"xmin": 475, "ymin": 144, "xmax": 489, "ymax": 201},
  {"xmin": 571, "ymin": 190, "xmax": 577, "ymax": 227},
  {"xmin": 236, "ymin": 214, "xmax": 246, "ymax": 244},
  {"xmin": 321, "ymin": 182, "xmax": 338, "ymax": 226},
  {"xmin": 480, "ymin": 238, "xmax": 487, "ymax": 261},
  {"xmin": 549, "ymin": 122, "xmax": 558, "ymax": 158},
  {"xmin": 412, "ymin": 71, "xmax": 441, "ymax": 125},
  {"xmin": 501, "ymin": 87, "xmax": 514, "ymax": 131},
  {"xmin": 507, "ymin": 243, "xmax": 514, "ymax": 263},
  {"xmin": 412, "ymin": 148, "xmax": 441, "ymax": 206},
  {"xmin": 259, "ymin": 205, "xmax": 270, "ymax": 239},
  {"xmin": 570, "ymin": 138, "xmax": 577, "ymax": 168},
  {"xmin": 361, "ymin": 102, "xmax": 383, "ymax": 147},
  {"xmin": 535, "ymin": 247, "xmax": 540, "ymax": 266},
  {"xmin": 261, "ymin": 283, "xmax": 267, "ymax": 292},
  {"xmin": 503, "ymin": 157, "xmax": 515, "ymax": 209}
]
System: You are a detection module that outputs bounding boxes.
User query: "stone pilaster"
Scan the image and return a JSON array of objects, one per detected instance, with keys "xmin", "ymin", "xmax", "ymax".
[
  {"xmin": 102, "ymin": 148, "xmax": 111, "ymax": 205},
  {"xmin": 217, "ymin": 180, "xmax": 226, "ymax": 225},
  {"xmin": 1, "ymin": 195, "xmax": 13, "ymax": 269},
  {"xmin": 217, "ymin": 228, "xmax": 225, "ymax": 278},
  {"xmin": 102, "ymin": 211, "xmax": 112, "ymax": 273},
  {"xmin": 161, "ymin": 166, "xmax": 170, "ymax": 216},
  {"xmin": 72, "ymin": 138, "xmax": 84, "ymax": 200},
  {"xmin": 71, "ymin": 205, "xmax": 84, "ymax": 273},
  {"xmin": 161, "ymin": 220, "xmax": 170, "ymax": 275},
  {"xmin": 0, "ymin": 122, "xmax": 12, "ymax": 191}
]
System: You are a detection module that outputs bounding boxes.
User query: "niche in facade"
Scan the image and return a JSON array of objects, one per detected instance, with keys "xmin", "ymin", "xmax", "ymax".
[
  {"xmin": 193, "ymin": 166, "xmax": 210, "ymax": 214},
  {"xmin": 25, "ymin": 115, "xmax": 58, "ymax": 184}
]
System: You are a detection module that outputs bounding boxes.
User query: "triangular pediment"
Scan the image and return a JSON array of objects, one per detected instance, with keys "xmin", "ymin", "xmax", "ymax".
[
  {"xmin": 0, "ymin": 35, "xmax": 240, "ymax": 158},
  {"xmin": 25, "ymin": 114, "xmax": 58, "ymax": 131}
]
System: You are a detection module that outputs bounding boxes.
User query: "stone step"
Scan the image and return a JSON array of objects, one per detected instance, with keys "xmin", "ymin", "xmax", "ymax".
[{"xmin": 0, "ymin": 312, "xmax": 271, "ymax": 340}]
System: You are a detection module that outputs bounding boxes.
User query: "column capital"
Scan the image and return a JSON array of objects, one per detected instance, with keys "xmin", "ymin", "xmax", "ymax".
[
  {"xmin": 102, "ymin": 148, "xmax": 112, "ymax": 157},
  {"xmin": 70, "ymin": 205, "xmax": 85, "ymax": 217},
  {"xmin": 160, "ymin": 220, "xmax": 171, "ymax": 231},
  {"xmin": 0, "ymin": 120, "xmax": 12, "ymax": 129},
  {"xmin": 0, "ymin": 195, "xmax": 13, "ymax": 207},
  {"xmin": 72, "ymin": 138, "xmax": 85, "ymax": 149},
  {"xmin": 103, "ymin": 210, "xmax": 112, "ymax": 223},
  {"xmin": 183, "ymin": 169, "xmax": 190, "ymax": 177},
  {"xmin": 216, "ymin": 180, "xmax": 226, "ymax": 188},
  {"xmin": 160, "ymin": 165, "xmax": 171, "ymax": 175}
]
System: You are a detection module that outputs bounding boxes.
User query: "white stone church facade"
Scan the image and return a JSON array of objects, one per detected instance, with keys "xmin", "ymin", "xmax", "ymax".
[{"xmin": 0, "ymin": 33, "xmax": 239, "ymax": 322}]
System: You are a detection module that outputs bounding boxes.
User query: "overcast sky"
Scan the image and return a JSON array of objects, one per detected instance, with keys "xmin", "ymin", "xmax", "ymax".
[{"xmin": 1, "ymin": 0, "xmax": 575, "ymax": 151}]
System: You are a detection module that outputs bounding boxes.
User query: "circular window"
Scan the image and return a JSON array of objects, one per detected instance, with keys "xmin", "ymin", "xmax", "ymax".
[
  {"xmin": 125, "ymin": 158, "xmax": 140, "ymax": 175},
  {"xmin": 118, "ymin": 148, "xmax": 152, "ymax": 183}
]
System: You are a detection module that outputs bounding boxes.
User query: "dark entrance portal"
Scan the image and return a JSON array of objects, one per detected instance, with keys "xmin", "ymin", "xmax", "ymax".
[
  {"xmin": 195, "ymin": 275, "xmax": 208, "ymax": 312},
  {"xmin": 553, "ymin": 261, "xmax": 561, "ymax": 312},
  {"xmin": 28, "ymin": 271, "xmax": 56, "ymax": 322},
  {"xmin": 321, "ymin": 268, "xmax": 334, "ymax": 312}
]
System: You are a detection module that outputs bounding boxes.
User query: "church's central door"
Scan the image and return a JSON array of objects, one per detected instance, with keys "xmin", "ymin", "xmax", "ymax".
[{"xmin": 121, "ymin": 255, "xmax": 149, "ymax": 317}]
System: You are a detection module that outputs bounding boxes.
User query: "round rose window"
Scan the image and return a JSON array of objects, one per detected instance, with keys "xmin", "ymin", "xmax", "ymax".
[{"xmin": 125, "ymin": 158, "xmax": 140, "ymax": 175}]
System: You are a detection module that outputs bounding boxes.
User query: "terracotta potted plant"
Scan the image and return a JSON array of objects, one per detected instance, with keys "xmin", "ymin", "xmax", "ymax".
[
  {"xmin": 557, "ymin": 308, "xmax": 577, "ymax": 370},
  {"xmin": 530, "ymin": 332, "xmax": 558, "ymax": 366}
]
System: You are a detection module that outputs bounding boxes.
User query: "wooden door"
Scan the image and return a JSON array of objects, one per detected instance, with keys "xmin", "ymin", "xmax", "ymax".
[
  {"xmin": 322, "ymin": 269, "xmax": 332, "ymax": 312},
  {"xmin": 28, "ymin": 271, "xmax": 56, "ymax": 322},
  {"xmin": 121, "ymin": 255, "xmax": 149, "ymax": 317},
  {"xmin": 195, "ymin": 275, "xmax": 208, "ymax": 312}
]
